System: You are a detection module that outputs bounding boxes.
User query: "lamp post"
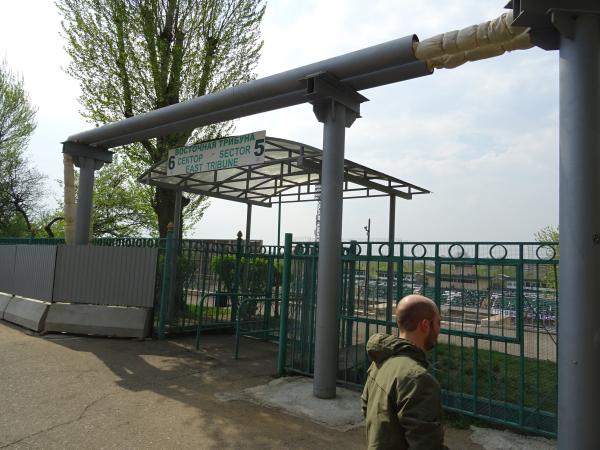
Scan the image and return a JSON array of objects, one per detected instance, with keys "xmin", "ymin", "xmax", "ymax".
[{"xmin": 364, "ymin": 218, "xmax": 371, "ymax": 243}]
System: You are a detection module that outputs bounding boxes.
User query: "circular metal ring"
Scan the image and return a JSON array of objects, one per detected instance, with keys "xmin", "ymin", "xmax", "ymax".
[
  {"xmin": 489, "ymin": 244, "xmax": 508, "ymax": 260},
  {"xmin": 535, "ymin": 244, "xmax": 556, "ymax": 261},
  {"xmin": 378, "ymin": 243, "xmax": 390, "ymax": 257},
  {"xmin": 294, "ymin": 243, "xmax": 306, "ymax": 255},
  {"xmin": 448, "ymin": 244, "xmax": 465, "ymax": 259},
  {"xmin": 411, "ymin": 244, "xmax": 427, "ymax": 258}
]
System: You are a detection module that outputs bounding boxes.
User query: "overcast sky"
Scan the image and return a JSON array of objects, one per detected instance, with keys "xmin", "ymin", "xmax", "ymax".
[{"xmin": 0, "ymin": 0, "xmax": 558, "ymax": 243}]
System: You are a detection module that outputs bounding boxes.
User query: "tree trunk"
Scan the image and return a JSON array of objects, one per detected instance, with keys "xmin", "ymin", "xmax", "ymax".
[{"xmin": 155, "ymin": 187, "xmax": 176, "ymax": 238}]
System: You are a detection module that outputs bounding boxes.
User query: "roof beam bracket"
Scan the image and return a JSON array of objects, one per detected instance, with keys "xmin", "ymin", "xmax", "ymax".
[{"xmin": 304, "ymin": 72, "xmax": 368, "ymax": 127}]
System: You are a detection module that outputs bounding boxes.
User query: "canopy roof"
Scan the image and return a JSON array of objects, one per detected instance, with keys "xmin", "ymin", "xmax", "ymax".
[{"xmin": 138, "ymin": 136, "xmax": 430, "ymax": 207}]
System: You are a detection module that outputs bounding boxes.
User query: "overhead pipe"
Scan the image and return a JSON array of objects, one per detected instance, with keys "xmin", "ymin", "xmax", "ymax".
[
  {"xmin": 66, "ymin": 35, "xmax": 429, "ymax": 148},
  {"xmin": 414, "ymin": 11, "xmax": 533, "ymax": 70}
]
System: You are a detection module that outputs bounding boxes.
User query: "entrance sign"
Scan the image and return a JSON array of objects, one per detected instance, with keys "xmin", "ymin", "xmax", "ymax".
[{"xmin": 167, "ymin": 130, "xmax": 266, "ymax": 176}]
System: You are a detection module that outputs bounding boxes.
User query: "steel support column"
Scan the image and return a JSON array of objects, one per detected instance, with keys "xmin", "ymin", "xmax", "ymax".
[
  {"xmin": 277, "ymin": 194, "xmax": 282, "ymax": 248},
  {"xmin": 173, "ymin": 190, "xmax": 183, "ymax": 240},
  {"xmin": 245, "ymin": 203, "xmax": 252, "ymax": 250},
  {"xmin": 62, "ymin": 142, "xmax": 112, "ymax": 245},
  {"xmin": 386, "ymin": 195, "xmax": 396, "ymax": 333},
  {"xmin": 74, "ymin": 157, "xmax": 96, "ymax": 245},
  {"xmin": 558, "ymin": 13, "xmax": 600, "ymax": 450},
  {"xmin": 167, "ymin": 190, "xmax": 183, "ymax": 320},
  {"xmin": 313, "ymin": 100, "xmax": 347, "ymax": 398},
  {"xmin": 309, "ymin": 73, "xmax": 367, "ymax": 399},
  {"xmin": 242, "ymin": 203, "xmax": 253, "ymax": 293}
]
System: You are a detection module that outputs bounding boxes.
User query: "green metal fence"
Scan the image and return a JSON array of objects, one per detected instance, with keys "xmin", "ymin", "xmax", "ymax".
[
  {"xmin": 0, "ymin": 235, "xmax": 559, "ymax": 435},
  {"xmin": 163, "ymin": 235, "xmax": 283, "ymax": 337},
  {"xmin": 0, "ymin": 237, "xmax": 66, "ymax": 245},
  {"xmin": 281, "ymin": 238, "xmax": 559, "ymax": 437}
]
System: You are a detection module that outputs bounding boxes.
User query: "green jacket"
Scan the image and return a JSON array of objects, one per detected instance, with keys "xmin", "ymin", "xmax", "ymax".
[{"xmin": 361, "ymin": 333, "xmax": 445, "ymax": 450}]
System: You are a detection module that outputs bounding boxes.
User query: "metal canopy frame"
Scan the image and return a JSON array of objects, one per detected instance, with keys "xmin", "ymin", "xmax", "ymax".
[{"xmin": 137, "ymin": 136, "xmax": 430, "ymax": 207}]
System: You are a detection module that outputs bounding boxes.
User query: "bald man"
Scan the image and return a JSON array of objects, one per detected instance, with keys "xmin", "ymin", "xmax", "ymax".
[{"xmin": 361, "ymin": 295, "xmax": 447, "ymax": 450}]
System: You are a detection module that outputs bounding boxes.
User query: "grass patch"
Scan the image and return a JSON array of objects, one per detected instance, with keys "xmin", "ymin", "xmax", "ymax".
[
  {"xmin": 186, "ymin": 303, "xmax": 232, "ymax": 320},
  {"xmin": 433, "ymin": 343, "xmax": 557, "ymax": 413}
]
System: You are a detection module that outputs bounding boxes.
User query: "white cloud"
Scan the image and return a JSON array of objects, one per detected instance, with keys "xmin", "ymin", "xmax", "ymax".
[{"xmin": 0, "ymin": 0, "xmax": 559, "ymax": 242}]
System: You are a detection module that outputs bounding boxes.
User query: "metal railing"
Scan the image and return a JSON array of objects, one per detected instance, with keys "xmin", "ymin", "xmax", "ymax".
[
  {"xmin": 153, "ymin": 233, "xmax": 283, "ymax": 338},
  {"xmin": 193, "ymin": 292, "xmax": 281, "ymax": 358},
  {"xmin": 0, "ymin": 234, "xmax": 559, "ymax": 436},
  {"xmin": 280, "ymin": 237, "xmax": 559, "ymax": 437},
  {"xmin": 234, "ymin": 296, "xmax": 281, "ymax": 359}
]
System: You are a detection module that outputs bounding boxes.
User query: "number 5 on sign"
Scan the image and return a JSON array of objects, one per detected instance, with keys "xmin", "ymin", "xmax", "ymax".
[{"xmin": 254, "ymin": 138, "xmax": 265, "ymax": 156}]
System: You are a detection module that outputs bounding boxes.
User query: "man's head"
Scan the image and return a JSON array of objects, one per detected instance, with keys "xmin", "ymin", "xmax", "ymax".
[{"xmin": 396, "ymin": 294, "xmax": 441, "ymax": 351}]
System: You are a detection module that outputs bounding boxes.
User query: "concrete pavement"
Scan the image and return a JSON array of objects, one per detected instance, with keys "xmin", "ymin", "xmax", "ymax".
[{"xmin": 0, "ymin": 320, "xmax": 542, "ymax": 449}]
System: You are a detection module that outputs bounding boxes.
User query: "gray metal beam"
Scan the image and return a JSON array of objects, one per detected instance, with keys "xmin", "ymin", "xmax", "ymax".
[
  {"xmin": 173, "ymin": 190, "xmax": 183, "ymax": 240},
  {"xmin": 73, "ymin": 157, "xmax": 96, "ymax": 245},
  {"xmin": 386, "ymin": 195, "xmax": 396, "ymax": 334},
  {"xmin": 313, "ymin": 100, "xmax": 348, "ymax": 399},
  {"xmin": 167, "ymin": 190, "xmax": 183, "ymax": 322},
  {"xmin": 66, "ymin": 36, "xmax": 429, "ymax": 148},
  {"xmin": 62, "ymin": 143, "xmax": 112, "ymax": 245},
  {"xmin": 245, "ymin": 204, "xmax": 252, "ymax": 251},
  {"xmin": 558, "ymin": 13, "xmax": 600, "ymax": 450},
  {"xmin": 277, "ymin": 194, "xmax": 282, "ymax": 248}
]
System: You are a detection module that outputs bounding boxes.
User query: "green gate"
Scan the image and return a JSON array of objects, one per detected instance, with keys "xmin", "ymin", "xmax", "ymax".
[
  {"xmin": 280, "ymin": 238, "xmax": 558, "ymax": 437},
  {"xmin": 157, "ymin": 232, "xmax": 283, "ymax": 338}
]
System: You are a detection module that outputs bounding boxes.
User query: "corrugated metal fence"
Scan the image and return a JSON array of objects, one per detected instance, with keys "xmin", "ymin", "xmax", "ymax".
[
  {"xmin": 53, "ymin": 246, "xmax": 157, "ymax": 307},
  {"xmin": 0, "ymin": 243, "xmax": 158, "ymax": 308}
]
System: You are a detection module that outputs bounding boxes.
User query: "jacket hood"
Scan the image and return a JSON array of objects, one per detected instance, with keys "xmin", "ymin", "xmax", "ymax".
[{"xmin": 366, "ymin": 333, "xmax": 429, "ymax": 368}]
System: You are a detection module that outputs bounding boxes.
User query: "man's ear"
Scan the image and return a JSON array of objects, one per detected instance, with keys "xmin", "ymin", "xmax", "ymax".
[{"xmin": 419, "ymin": 318, "xmax": 431, "ymax": 333}]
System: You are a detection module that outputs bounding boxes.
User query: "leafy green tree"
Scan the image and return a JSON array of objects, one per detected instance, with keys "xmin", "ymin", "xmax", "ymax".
[
  {"xmin": 535, "ymin": 225, "xmax": 559, "ymax": 260},
  {"xmin": 210, "ymin": 254, "xmax": 281, "ymax": 294},
  {"xmin": 0, "ymin": 60, "xmax": 36, "ymax": 153},
  {"xmin": 57, "ymin": 0, "xmax": 266, "ymax": 237},
  {"xmin": 0, "ymin": 60, "xmax": 46, "ymax": 237},
  {"xmin": 534, "ymin": 225, "xmax": 559, "ymax": 291},
  {"xmin": 91, "ymin": 155, "xmax": 158, "ymax": 236},
  {"xmin": 535, "ymin": 225, "xmax": 559, "ymax": 243}
]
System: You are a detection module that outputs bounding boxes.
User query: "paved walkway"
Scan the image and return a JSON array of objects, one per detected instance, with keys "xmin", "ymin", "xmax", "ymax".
[{"xmin": 0, "ymin": 321, "xmax": 549, "ymax": 449}]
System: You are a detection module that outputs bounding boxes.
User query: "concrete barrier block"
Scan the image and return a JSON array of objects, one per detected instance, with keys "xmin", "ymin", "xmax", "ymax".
[
  {"xmin": 3, "ymin": 296, "xmax": 50, "ymax": 332},
  {"xmin": 45, "ymin": 303, "xmax": 152, "ymax": 338},
  {"xmin": 0, "ymin": 292, "xmax": 13, "ymax": 319}
]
